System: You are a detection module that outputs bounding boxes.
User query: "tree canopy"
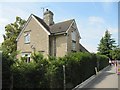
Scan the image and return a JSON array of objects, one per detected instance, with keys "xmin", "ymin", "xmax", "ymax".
[
  {"xmin": 2, "ymin": 16, "xmax": 26, "ymax": 88},
  {"xmin": 2, "ymin": 16, "xmax": 26, "ymax": 56},
  {"xmin": 110, "ymin": 46, "xmax": 120, "ymax": 60},
  {"xmin": 97, "ymin": 30, "xmax": 116, "ymax": 59}
]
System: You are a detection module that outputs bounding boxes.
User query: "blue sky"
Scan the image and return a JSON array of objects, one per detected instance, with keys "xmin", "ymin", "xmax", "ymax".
[{"xmin": 0, "ymin": 2, "xmax": 118, "ymax": 52}]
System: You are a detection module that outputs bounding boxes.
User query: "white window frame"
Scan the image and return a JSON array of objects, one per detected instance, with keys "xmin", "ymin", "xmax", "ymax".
[
  {"xmin": 24, "ymin": 33, "xmax": 30, "ymax": 44},
  {"xmin": 21, "ymin": 52, "xmax": 31, "ymax": 63},
  {"xmin": 22, "ymin": 52, "xmax": 31, "ymax": 57}
]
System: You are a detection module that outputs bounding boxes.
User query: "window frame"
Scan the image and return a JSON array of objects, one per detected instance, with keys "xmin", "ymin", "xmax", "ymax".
[
  {"xmin": 21, "ymin": 52, "xmax": 31, "ymax": 63},
  {"xmin": 24, "ymin": 33, "xmax": 30, "ymax": 44},
  {"xmin": 71, "ymin": 30, "xmax": 76, "ymax": 41},
  {"xmin": 72, "ymin": 41, "xmax": 76, "ymax": 51}
]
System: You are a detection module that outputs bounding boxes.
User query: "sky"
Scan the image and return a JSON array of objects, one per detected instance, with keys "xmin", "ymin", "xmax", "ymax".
[{"xmin": 0, "ymin": 1, "xmax": 118, "ymax": 53}]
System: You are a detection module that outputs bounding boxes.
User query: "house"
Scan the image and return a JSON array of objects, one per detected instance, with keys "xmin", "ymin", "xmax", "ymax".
[{"xmin": 16, "ymin": 9, "xmax": 88, "ymax": 60}]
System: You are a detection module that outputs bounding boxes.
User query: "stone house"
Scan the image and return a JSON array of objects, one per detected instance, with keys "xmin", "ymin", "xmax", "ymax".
[{"xmin": 16, "ymin": 9, "xmax": 88, "ymax": 61}]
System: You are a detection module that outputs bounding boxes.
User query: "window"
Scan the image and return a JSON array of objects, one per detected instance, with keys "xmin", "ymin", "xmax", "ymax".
[
  {"xmin": 71, "ymin": 30, "xmax": 76, "ymax": 51},
  {"xmin": 71, "ymin": 31, "xmax": 76, "ymax": 41},
  {"xmin": 72, "ymin": 41, "xmax": 76, "ymax": 51},
  {"xmin": 21, "ymin": 52, "xmax": 31, "ymax": 63},
  {"xmin": 24, "ymin": 33, "xmax": 30, "ymax": 43},
  {"xmin": 26, "ymin": 57, "xmax": 30, "ymax": 63},
  {"xmin": 22, "ymin": 52, "xmax": 31, "ymax": 57}
]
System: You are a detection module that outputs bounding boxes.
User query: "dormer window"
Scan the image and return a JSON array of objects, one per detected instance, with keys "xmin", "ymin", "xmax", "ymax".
[{"xmin": 24, "ymin": 33, "xmax": 30, "ymax": 44}]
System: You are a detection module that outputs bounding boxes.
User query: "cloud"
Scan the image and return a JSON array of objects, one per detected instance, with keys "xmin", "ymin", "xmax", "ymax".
[
  {"xmin": 88, "ymin": 16, "xmax": 105, "ymax": 25},
  {"xmin": 0, "ymin": 0, "xmax": 119, "ymax": 2},
  {"xmin": 78, "ymin": 16, "xmax": 106, "ymax": 39},
  {"xmin": 80, "ymin": 40, "xmax": 98, "ymax": 53},
  {"xmin": 77, "ymin": 16, "xmax": 117, "ymax": 52},
  {"xmin": 0, "ymin": 7, "xmax": 30, "ymax": 28},
  {"xmin": 108, "ymin": 27, "xmax": 118, "ymax": 34},
  {"xmin": 1, "ymin": 8, "xmax": 29, "ymax": 19},
  {"xmin": 0, "ymin": 17, "xmax": 9, "ymax": 43},
  {"xmin": 0, "ymin": 0, "xmax": 39, "ymax": 2},
  {"xmin": 0, "ymin": 17, "xmax": 9, "ymax": 26},
  {"xmin": 0, "ymin": 7, "xmax": 30, "ymax": 43}
]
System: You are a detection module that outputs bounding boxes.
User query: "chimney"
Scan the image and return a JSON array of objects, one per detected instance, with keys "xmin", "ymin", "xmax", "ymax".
[{"xmin": 43, "ymin": 9, "xmax": 54, "ymax": 26}]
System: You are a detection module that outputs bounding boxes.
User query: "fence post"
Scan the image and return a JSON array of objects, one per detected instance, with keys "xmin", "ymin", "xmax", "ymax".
[
  {"xmin": 63, "ymin": 65, "xmax": 66, "ymax": 90},
  {"xmin": 95, "ymin": 67, "xmax": 98, "ymax": 75}
]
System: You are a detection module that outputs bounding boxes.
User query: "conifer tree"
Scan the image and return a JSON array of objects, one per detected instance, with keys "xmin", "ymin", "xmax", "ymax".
[{"xmin": 98, "ymin": 30, "xmax": 116, "ymax": 59}]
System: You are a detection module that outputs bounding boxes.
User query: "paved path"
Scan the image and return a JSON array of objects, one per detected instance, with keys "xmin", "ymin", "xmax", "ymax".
[{"xmin": 84, "ymin": 65, "xmax": 119, "ymax": 89}]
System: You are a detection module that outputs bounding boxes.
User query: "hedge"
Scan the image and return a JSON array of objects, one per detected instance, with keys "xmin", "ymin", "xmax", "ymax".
[{"xmin": 11, "ymin": 52, "xmax": 109, "ymax": 89}]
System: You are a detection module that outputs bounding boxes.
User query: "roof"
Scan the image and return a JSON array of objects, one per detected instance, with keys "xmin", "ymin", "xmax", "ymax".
[
  {"xmin": 79, "ymin": 43, "xmax": 89, "ymax": 52},
  {"xmin": 16, "ymin": 14, "xmax": 75, "ymax": 41},
  {"xmin": 16, "ymin": 14, "xmax": 50, "ymax": 41},
  {"xmin": 32, "ymin": 14, "xmax": 50, "ymax": 32},
  {"xmin": 32, "ymin": 15, "xmax": 74, "ymax": 34},
  {"xmin": 50, "ymin": 19, "xmax": 74, "ymax": 34}
]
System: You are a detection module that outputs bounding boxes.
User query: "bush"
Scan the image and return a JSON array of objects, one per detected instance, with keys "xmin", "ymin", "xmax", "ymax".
[
  {"xmin": 12, "ymin": 52, "xmax": 49, "ymax": 88},
  {"xmin": 12, "ymin": 52, "xmax": 109, "ymax": 89},
  {"xmin": 48, "ymin": 52, "xmax": 109, "ymax": 89},
  {"xmin": 96, "ymin": 54, "xmax": 109, "ymax": 70},
  {"xmin": 63, "ymin": 52, "xmax": 96, "ymax": 88},
  {"xmin": 2, "ymin": 53, "xmax": 12, "ymax": 88}
]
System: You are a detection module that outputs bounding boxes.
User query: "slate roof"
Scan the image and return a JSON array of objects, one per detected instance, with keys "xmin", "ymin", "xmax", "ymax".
[
  {"xmin": 32, "ymin": 14, "xmax": 50, "ymax": 32},
  {"xmin": 16, "ymin": 14, "xmax": 75, "ymax": 41},
  {"xmin": 50, "ymin": 19, "xmax": 74, "ymax": 34},
  {"xmin": 79, "ymin": 43, "xmax": 89, "ymax": 52},
  {"xmin": 33, "ymin": 14, "xmax": 74, "ymax": 34}
]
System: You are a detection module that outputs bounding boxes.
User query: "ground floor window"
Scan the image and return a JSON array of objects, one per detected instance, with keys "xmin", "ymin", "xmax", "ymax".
[{"xmin": 21, "ymin": 52, "xmax": 31, "ymax": 63}]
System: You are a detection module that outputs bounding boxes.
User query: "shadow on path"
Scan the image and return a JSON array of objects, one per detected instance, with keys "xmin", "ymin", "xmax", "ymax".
[{"xmin": 83, "ymin": 66, "xmax": 117, "ymax": 88}]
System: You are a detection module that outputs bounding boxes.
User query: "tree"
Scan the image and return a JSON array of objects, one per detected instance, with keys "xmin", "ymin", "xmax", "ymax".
[
  {"xmin": 1, "ymin": 16, "xmax": 26, "ymax": 89},
  {"xmin": 2, "ymin": 16, "xmax": 26, "ymax": 56},
  {"xmin": 110, "ymin": 46, "xmax": 120, "ymax": 60},
  {"xmin": 97, "ymin": 30, "xmax": 116, "ymax": 59}
]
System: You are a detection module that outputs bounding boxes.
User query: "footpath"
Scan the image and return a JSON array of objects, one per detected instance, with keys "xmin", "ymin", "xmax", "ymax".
[{"xmin": 73, "ymin": 65, "xmax": 119, "ymax": 90}]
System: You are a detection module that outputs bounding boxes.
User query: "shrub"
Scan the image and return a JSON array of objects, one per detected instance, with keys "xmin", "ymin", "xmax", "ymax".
[
  {"xmin": 63, "ymin": 52, "xmax": 97, "ymax": 88},
  {"xmin": 96, "ymin": 54, "xmax": 109, "ymax": 70},
  {"xmin": 12, "ymin": 52, "xmax": 109, "ymax": 89}
]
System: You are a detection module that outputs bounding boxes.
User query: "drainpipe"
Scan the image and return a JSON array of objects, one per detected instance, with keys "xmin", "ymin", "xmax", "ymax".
[{"xmin": 53, "ymin": 35, "xmax": 56, "ymax": 57}]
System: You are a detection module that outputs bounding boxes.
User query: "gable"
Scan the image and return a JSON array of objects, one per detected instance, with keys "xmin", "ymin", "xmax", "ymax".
[
  {"xmin": 32, "ymin": 14, "xmax": 50, "ymax": 33},
  {"xmin": 16, "ymin": 14, "xmax": 81, "ymax": 41},
  {"xmin": 16, "ymin": 14, "xmax": 50, "ymax": 41},
  {"xmin": 66, "ymin": 20, "xmax": 81, "ymax": 39}
]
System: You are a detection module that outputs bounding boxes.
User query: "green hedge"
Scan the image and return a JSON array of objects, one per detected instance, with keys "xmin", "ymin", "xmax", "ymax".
[
  {"xmin": 12, "ymin": 52, "xmax": 109, "ymax": 89},
  {"xmin": 96, "ymin": 54, "xmax": 109, "ymax": 71}
]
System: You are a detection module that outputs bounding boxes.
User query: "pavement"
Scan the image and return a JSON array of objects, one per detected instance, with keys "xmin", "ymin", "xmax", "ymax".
[
  {"xmin": 84, "ymin": 65, "xmax": 118, "ymax": 88},
  {"xmin": 73, "ymin": 65, "xmax": 119, "ymax": 90}
]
